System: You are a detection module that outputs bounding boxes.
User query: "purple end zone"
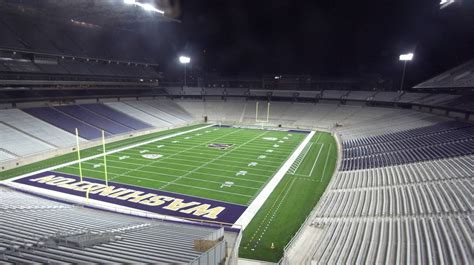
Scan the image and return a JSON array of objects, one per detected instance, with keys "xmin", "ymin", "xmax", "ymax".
[{"xmin": 14, "ymin": 171, "xmax": 247, "ymax": 225}]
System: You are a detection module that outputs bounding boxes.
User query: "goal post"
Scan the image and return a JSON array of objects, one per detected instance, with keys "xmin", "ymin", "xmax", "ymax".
[{"xmin": 255, "ymin": 101, "xmax": 270, "ymax": 123}]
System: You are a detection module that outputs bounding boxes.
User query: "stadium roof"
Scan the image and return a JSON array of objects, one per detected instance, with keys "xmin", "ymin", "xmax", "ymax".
[{"xmin": 414, "ymin": 59, "xmax": 474, "ymax": 89}]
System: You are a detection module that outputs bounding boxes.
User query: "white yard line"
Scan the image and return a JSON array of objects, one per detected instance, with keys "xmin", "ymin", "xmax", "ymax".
[
  {"xmin": 308, "ymin": 144, "xmax": 325, "ymax": 177},
  {"xmin": 88, "ymin": 158, "xmax": 278, "ymax": 176},
  {"xmin": 320, "ymin": 143, "xmax": 332, "ymax": 182},
  {"xmin": 110, "ymin": 130, "xmax": 243, "ymax": 180},
  {"xmin": 116, "ymin": 149, "xmax": 290, "ymax": 164},
  {"xmin": 160, "ymin": 131, "xmax": 270, "ymax": 189},
  {"xmin": 233, "ymin": 131, "xmax": 315, "ymax": 229},
  {"xmin": 67, "ymin": 164, "xmax": 261, "ymax": 189},
  {"xmin": 108, "ymin": 128, "xmax": 243, "ymax": 182}
]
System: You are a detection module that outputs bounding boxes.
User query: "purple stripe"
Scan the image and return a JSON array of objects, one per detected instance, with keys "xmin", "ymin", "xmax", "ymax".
[{"xmin": 14, "ymin": 171, "xmax": 247, "ymax": 224}]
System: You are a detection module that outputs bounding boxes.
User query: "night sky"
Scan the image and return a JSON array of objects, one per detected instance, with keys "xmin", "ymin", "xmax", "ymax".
[{"xmin": 170, "ymin": 0, "xmax": 474, "ymax": 88}]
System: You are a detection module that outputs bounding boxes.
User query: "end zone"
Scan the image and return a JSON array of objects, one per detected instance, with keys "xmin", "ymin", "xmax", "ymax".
[{"xmin": 9, "ymin": 171, "xmax": 247, "ymax": 225}]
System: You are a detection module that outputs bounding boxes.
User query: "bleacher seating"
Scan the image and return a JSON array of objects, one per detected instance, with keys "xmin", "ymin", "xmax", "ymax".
[
  {"xmin": 151, "ymin": 99, "xmax": 195, "ymax": 121},
  {"xmin": 0, "ymin": 109, "xmax": 79, "ymax": 148},
  {"xmin": 55, "ymin": 105, "xmax": 133, "ymax": 135},
  {"xmin": 397, "ymin": 92, "xmax": 431, "ymax": 103},
  {"xmin": 0, "ymin": 123, "xmax": 55, "ymax": 158},
  {"xmin": 346, "ymin": 91, "xmax": 376, "ymax": 101},
  {"xmin": 0, "ymin": 149, "xmax": 16, "ymax": 163},
  {"xmin": 371, "ymin": 91, "xmax": 401, "ymax": 102},
  {"xmin": 143, "ymin": 100, "xmax": 188, "ymax": 124},
  {"xmin": 80, "ymin": 103, "xmax": 152, "ymax": 130},
  {"xmin": 0, "ymin": 187, "xmax": 226, "ymax": 264},
  {"xmin": 340, "ymin": 121, "xmax": 474, "ymax": 170},
  {"xmin": 285, "ymin": 114, "xmax": 473, "ymax": 264},
  {"xmin": 415, "ymin": 59, "xmax": 474, "ymax": 89},
  {"xmin": 23, "ymin": 107, "xmax": 105, "ymax": 140},
  {"xmin": 105, "ymin": 102, "xmax": 172, "ymax": 128},
  {"xmin": 119, "ymin": 101, "xmax": 174, "ymax": 126},
  {"xmin": 321, "ymin": 90, "xmax": 347, "ymax": 100}
]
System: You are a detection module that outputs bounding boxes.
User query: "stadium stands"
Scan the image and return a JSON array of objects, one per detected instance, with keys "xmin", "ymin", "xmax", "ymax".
[
  {"xmin": 346, "ymin": 91, "xmax": 376, "ymax": 101},
  {"xmin": 80, "ymin": 103, "xmax": 152, "ymax": 130},
  {"xmin": 340, "ymin": 121, "xmax": 474, "ymax": 170},
  {"xmin": 23, "ymin": 107, "xmax": 105, "ymax": 140},
  {"xmin": 0, "ymin": 108, "xmax": 79, "ymax": 148},
  {"xmin": 55, "ymin": 105, "xmax": 133, "ymax": 135},
  {"xmin": 285, "ymin": 115, "xmax": 473, "ymax": 264},
  {"xmin": 321, "ymin": 90, "xmax": 347, "ymax": 100},
  {"xmin": 0, "ymin": 187, "xmax": 226, "ymax": 264},
  {"xmin": 0, "ymin": 123, "xmax": 55, "ymax": 158},
  {"xmin": 150, "ymin": 99, "xmax": 195, "ymax": 121},
  {"xmin": 415, "ymin": 59, "xmax": 474, "ymax": 89},
  {"xmin": 105, "ymin": 101, "xmax": 174, "ymax": 128}
]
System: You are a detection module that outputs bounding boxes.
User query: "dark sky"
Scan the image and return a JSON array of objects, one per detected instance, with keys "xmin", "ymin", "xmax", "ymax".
[{"xmin": 171, "ymin": 0, "xmax": 474, "ymax": 87}]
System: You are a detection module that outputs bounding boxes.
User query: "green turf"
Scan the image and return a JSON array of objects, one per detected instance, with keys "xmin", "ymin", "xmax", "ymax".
[
  {"xmin": 54, "ymin": 126, "xmax": 306, "ymax": 205},
  {"xmin": 2, "ymin": 125, "xmax": 307, "ymax": 206},
  {"xmin": 239, "ymin": 132, "xmax": 337, "ymax": 262}
]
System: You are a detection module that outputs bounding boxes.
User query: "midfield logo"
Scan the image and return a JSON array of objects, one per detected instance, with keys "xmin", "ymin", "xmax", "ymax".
[{"xmin": 208, "ymin": 143, "xmax": 234, "ymax": 150}]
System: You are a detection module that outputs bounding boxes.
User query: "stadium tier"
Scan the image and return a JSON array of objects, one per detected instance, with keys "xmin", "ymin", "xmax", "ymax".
[
  {"xmin": 80, "ymin": 103, "xmax": 153, "ymax": 131},
  {"xmin": 105, "ymin": 101, "xmax": 177, "ymax": 127},
  {"xmin": 54, "ymin": 105, "xmax": 134, "ymax": 135},
  {"xmin": 0, "ymin": 108, "xmax": 79, "ymax": 148},
  {"xmin": 0, "ymin": 98, "xmax": 473, "ymax": 264},
  {"xmin": 0, "ymin": 186, "xmax": 226, "ymax": 264},
  {"xmin": 0, "ymin": 0, "xmax": 473, "ymax": 263},
  {"xmin": 414, "ymin": 59, "xmax": 474, "ymax": 89},
  {"xmin": 23, "ymin": 107, "xmax": 107, "ymax": 140},
  {"xmin": 284, "ymin": 114, "xmax": 473, "ymax": 264}
]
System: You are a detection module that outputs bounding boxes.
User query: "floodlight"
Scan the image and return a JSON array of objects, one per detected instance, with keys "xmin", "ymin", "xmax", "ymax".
[
  {"xmin": 399, "ymin": 53, "xmax": 414, "ymax": 61},
  {"xmin": 179, "ymin": 56, "xmax": 191, "ymax": 64},
  {"xmin": 135, "ymin": 2, "xmax": 165, "ymax": 14},
  {"xmin": 123, "ymin": 0, "xmax": 135, "ymax": 4}
]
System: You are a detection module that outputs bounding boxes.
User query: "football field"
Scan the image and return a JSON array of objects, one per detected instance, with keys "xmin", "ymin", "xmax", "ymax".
[
  {"xmin": 51, "ymin": 126, "xmax": 307, "ymax": 206},
  {"xmin": 1, "ymin": 124, "xmax": 337, "ymax": 262}
]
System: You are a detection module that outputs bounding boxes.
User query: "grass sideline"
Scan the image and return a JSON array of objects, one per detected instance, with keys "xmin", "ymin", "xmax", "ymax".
[{"xmin": 239, "ymin": 132, "xmax": 337, "ymax": 262}]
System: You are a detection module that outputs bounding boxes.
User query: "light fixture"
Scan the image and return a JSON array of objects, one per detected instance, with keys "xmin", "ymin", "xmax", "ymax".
[
  {"xmin": 179, "ymin": 56, "xmax": 191, "ymax": 64},
  {"xmin": 124, "ymin": 0, "xmax": 135, "ymax": 4},
  {"xmin": 399, "ymin": 53, "xmax": 414, "ymax": 61},
  {"xmin": 135, "ymin": 2, "xmax": 165, "ymax": 14}
]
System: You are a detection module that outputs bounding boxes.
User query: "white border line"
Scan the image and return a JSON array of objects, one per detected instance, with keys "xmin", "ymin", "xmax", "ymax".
[{"xmin": 233, "ymin": 131, "xmax": 315, "ymax": 229}]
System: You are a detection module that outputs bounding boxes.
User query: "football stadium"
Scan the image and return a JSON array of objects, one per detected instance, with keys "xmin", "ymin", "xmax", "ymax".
[{"xmin": 0, "ymin": 0, "xmax": 472, "ymax": 264}]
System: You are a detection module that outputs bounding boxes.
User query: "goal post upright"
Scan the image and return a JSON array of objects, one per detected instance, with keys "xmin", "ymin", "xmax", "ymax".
[
  {"xmin": 255, "ymin": 101, "xmax": 271, "ymax": 125},
  {"xmin": 255, "ymin": 101, "xmax": 259, "ymax": 123},
  {"xmin": 266, "ymin": 101, "xmax": 270, "ymax": 122}
]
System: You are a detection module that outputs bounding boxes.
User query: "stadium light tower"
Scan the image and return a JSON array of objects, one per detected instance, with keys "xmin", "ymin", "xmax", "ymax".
[
  {"xmin": 123, "ymin": 0, "xmax": 165, "ymax": 14},
  {"xmin": 179, "ymin": 56, "xmax": 191, "ymax": 87},
  {"xmin": 399, "ymin": 53, "xmax": 414, "ymax": 91}
]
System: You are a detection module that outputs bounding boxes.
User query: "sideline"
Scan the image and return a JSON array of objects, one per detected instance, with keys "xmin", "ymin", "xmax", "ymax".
[{"xmin": 233, "ymin": 131, "xmax": 315, "ymax": 229}]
